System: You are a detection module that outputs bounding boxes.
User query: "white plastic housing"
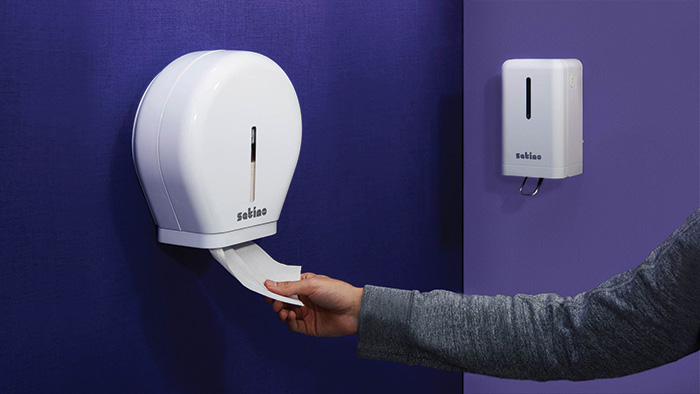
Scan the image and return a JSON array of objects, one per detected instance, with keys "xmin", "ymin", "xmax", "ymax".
[
  {"xmin": 132, "ymin": 50, "xmax": 302, "ymax": 249},
  {"xmin": 502, "ymin": 59, "xmax": 582, "ymax": 179}
]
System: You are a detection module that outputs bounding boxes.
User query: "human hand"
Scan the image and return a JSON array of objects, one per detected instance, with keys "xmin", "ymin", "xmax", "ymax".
[{"xmin": 264, "ymin": 273, "xmax": 364, "ymax": 337}]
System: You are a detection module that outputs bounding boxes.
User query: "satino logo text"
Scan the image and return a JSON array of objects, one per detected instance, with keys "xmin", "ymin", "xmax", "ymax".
[
  {"xmin": 515, "ymin": 152, "xmax": 542, "ymax": 160},
  {"xmin": 237, "ymin": 206, "xmax": 268, "ymax": 221}
]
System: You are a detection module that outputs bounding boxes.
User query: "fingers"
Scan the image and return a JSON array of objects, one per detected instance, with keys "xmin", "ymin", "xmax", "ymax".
[
  {"xmin": 286, "ymin": 309, "xmax": 300, "ymax": 332},
  {"xmin": 272, "ymin": 300, "xmax": 301, "ymax": 319},
  {"xmin": 266, "ymin": 272, "xmax": 326, "ymax": 337},
  {"xmin": 277, "ymin": 307, "xmax": 289, "ymax": 321},
  {"xmin": 264, "ymin": 277, "xmax": 318, "ymax": 297},
  {"xmin": 277, "ymin": 307, "xmax": 304, "ymax": 332},
  {"xmin": 285, "ymin": 309, "xmax": 310, "ymax": 335},
  {"xmin": 265, "ymin": 274, "xmax": 313, "ymax": 306},
  {"xmin": 272, "ymin": 300, "xmax": 285, "ymax": 313},
  {"xmin": 300, "ymin": 272, "xmax": 316, "ymax": 279},
  {"xmin": 270, "ymin": 304, "xmax": 309, "ymax": 335}
]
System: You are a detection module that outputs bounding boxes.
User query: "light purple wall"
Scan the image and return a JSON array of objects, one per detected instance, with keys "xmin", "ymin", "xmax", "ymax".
[{"xmin": 463, "ymin": 1, "xmax": 699, "ymax": 393}]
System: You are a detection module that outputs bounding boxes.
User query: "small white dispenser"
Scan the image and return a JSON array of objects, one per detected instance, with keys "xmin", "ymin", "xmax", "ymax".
[
  {"xmin": 132, "ymin": 50, "xmax": 302, "ymax": 248},
  {"xmin": 502, "ymin": 59, "xmax": 582, "ymax": 196}
]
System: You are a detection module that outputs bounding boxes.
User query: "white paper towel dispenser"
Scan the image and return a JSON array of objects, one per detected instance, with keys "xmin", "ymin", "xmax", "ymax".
[
  {"xmin": 502, "ymin": 59, "xmax": 582, "ymax": 195},
  {"xmin": 132, "ymin": 50, "xmax": 302, "ymax": 248}
]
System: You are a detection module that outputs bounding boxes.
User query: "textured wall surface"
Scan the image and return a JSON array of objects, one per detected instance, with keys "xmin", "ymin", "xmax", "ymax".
[
  {"xmin": 0, "ymin": 1, "xmax": 463, "ymax": 392},
  {"xmin": 463, "ymin": 1, "xmax": 699, "ymax": 393}
]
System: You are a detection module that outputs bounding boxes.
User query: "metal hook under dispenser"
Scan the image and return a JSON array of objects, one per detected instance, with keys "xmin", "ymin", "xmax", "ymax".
[{"xmin": 519, "ymin": 177, "xmax": 543, "ymax": 196}]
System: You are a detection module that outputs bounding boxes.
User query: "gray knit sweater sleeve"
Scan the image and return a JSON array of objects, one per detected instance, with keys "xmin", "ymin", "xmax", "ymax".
[{"xmin": 357, "ymin": 210, "xmax": 700, "ymax": 381}]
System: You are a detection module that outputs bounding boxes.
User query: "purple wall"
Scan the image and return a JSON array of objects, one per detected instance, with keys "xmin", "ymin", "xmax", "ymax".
[
  {"xmin": 0, "ymin": 1, "xmax": 463, "ymax": 392},
  {"xmin": 463, "ymin": 1, "xmax": 699, "ymax": 393}
]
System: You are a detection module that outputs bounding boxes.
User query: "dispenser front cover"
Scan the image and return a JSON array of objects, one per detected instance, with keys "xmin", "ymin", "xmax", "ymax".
[{"xmin": 132, "ymin": 50, "xmax": 302, "ymax": 248}]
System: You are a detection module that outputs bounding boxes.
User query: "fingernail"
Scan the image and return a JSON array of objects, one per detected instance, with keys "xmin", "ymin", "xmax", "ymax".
[{"xmin": 265, "ymin": 279, "xmax": 277, "ymax": 287}]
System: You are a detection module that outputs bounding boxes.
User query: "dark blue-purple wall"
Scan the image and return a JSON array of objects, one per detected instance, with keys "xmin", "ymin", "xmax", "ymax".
[
  {"xmin": 0, "ymin": 1, "xmax": 462, "ymax": 392},
  {"xmin": 463, "ymin": 1, "xmax": 699, "ymax": 393}
]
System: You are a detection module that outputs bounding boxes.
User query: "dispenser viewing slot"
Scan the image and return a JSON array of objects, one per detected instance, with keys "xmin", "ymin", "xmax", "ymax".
[{"xmin": 250, "ymin": 125, "xmax": 257, "ymax": 202}]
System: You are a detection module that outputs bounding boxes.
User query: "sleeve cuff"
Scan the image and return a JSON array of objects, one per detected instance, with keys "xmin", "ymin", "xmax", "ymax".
[{"xmin": 357, "ymin": 285, "xmax": 417, "ymax": 364}]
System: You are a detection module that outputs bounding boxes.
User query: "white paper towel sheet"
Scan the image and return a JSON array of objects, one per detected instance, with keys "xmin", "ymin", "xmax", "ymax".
[{"xmin": 210, "ymin": 242, "xmax": 304, "ymax": 306}]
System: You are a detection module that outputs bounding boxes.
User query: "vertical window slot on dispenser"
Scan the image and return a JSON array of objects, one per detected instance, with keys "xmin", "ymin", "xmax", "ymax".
[
  {"xmin": 526, "ymin": 77, "xmax": 531, "ymax": 120},
  {"xmin": 250, "ymin": 126, "xmax": 256, "ymax": 202}
]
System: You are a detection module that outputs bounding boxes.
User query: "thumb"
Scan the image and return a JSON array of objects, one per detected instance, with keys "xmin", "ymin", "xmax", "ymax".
[{"xmin": 265, "ymin": 278, "xmax": 316, "ymax": 297}]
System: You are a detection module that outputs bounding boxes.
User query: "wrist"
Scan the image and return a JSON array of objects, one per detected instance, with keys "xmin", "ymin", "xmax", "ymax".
[{"xmin": 351, "ymin": 285, "xmax": 364, "ymax": 335}]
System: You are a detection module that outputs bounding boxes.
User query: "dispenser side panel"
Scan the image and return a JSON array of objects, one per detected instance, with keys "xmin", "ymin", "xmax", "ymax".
[
  {"xmin": 549, "ymin": 61, "xmax": 567, "ymax": 169},
  {"xmin": 132, "ymin": 51, "xmax": 210, "ymax": 230},
  {"xmin": 158, "ymin": 51, "xmax": 232, "ymax": 233},
  {"xmin": 565, "ymin": 59, "xmax": 583, "ymax": 176}
]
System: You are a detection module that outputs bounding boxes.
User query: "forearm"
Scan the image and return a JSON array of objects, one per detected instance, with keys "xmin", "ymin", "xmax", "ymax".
[{"xmin": 358, "ymin": 210, "xmax": 700, "ymax": 380}]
